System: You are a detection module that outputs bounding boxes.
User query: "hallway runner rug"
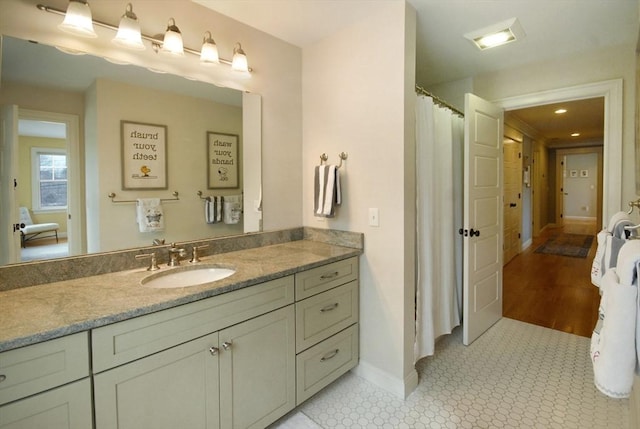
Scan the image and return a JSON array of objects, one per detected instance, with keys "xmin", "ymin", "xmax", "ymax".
[{"xmin": 534, "ymin": 233, "xmax": 594, "ymax": 258}]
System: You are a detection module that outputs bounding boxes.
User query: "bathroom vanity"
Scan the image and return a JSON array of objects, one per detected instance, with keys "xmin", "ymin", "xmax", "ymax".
[{"xmin": 0, "ymin": 238, "xmax": 361, "ymax": 429}]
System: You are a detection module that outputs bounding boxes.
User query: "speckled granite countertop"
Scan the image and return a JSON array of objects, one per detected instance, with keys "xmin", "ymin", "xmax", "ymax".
[{"xmin": 0, "ymin": 240, "xmax": 361, "ymax": 353}]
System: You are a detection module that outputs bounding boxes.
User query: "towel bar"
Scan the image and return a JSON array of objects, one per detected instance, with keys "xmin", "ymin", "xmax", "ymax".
[{"xmin": 108, "ymin": 191, "xmax": 179, "ymax": 203}]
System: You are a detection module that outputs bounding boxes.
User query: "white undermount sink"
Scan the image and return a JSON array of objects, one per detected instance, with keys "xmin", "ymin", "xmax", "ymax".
[{"xmin": 141, "ymin": 264, "xmax": 236, "ymax": 289}]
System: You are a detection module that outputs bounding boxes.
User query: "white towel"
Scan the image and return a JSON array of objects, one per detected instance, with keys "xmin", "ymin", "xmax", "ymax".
[
  {"xmin": 608, "ymin": 211, "xmax": 632, "ymax": 232},
  {"xmin": 136, "ymin": 198, "xmax": 164, "ymax": 232},
  {"xmin": 314, "ymin": 165, "xmax": 341, "ymax": 218},
  {"xmin": 223, "ymin": 195, "xmax": 242, "ymax": 224},
  {"xmin": 591, "ymin": 268, "xmax": 637, "ymax": 398},
  {"xmin": 591, "ymin": 229, "xmax": 609, "ymax": 288}
]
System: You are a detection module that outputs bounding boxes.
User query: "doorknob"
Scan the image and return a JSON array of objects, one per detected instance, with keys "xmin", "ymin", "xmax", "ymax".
[
  {"xmin": 510, "ymin": 203, "xmax": 517, "ymax": 208},
  {"xmin": 469, "ymin": 229, "xmax": 480, "ymax": 237}
]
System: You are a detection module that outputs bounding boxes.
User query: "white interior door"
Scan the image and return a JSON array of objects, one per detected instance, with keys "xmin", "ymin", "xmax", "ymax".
[
  {"xmin": 0, "ymin": 105, "xmax": 20, "ymax": 264},
  {"xmin": 463, "ymin": 93, "xmax": 504, "ymax": 346}
]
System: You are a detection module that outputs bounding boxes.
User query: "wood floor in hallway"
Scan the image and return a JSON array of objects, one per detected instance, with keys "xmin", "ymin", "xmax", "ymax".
[{"xmin": 503, "ymin": 221, "xmax": 600, "ymax": 338}]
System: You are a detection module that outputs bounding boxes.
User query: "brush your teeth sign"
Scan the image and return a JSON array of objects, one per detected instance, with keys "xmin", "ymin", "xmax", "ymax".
[{"xmin": 122, "ymin": 121, "xmax": 168, "ymax": 189}]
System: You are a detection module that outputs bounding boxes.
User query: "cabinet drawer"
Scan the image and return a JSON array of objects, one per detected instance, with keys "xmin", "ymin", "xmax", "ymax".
[
  {"xmin": 0, "ymin": 378, "xmax": 92, "ymax": 429},
  {"xmin": 92, "ymin": 275, "xmax": 294, "ymax": 373},
  {"xmin": 296, "ymin": 324, "xmax": 359, "ymax": 405},
  {"xmin": 295, "ymin": 257, "xmax": 358, "ymax": 300},
  {"xmin": 0, "ymin": 332, "xmax": 89, "ymax": 406},
  {"xmin": 296, "ymin": 280, "xmax": 358, "ymax": 353}
]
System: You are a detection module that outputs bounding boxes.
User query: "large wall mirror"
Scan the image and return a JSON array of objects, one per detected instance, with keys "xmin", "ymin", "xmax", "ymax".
[{"xmin": 0, "ymin": 35, "xmax": 262, "ymax": 266}]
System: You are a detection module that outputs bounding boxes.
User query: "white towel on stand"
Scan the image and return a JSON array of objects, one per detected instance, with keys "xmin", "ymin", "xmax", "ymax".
[
  {"xmin": 591, "ymin": 268, "xmax": 637, "ymax": 398},
  {"xmin": 136, "ymin": 198, "xmax": 164, "ymax": 232}
]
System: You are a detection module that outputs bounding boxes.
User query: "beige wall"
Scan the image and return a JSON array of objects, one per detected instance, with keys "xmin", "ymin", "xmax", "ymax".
[{"xmin": 302, "ymin": 2, "xmax": 418, "ymax": 397}]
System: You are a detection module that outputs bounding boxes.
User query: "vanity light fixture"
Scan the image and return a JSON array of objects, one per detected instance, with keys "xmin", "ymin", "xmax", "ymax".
[
  {"xmin": 200, "ymin": 31, "xmax": 220, "ymax": 64},
  {"xmin": 464, "ymin": 17, "xmax": 525, "ymax": 50},
  {"xmin": 161, "ymin": 18, "xmax": 184, "ymax": 56},
  {"xmin": 231, "ymin": 43, "xmax": 249, "ymax": 72},
  {"xmin": 112, "ymin": 3, "xmax": 145, "ymax": 51},
  {"xmin": 58, "ymin": 0, "xmax": 97, "ymax": 38},
  {"xmin": 38, "ymin": 2, "xmax": 252, "ymax": 72}
]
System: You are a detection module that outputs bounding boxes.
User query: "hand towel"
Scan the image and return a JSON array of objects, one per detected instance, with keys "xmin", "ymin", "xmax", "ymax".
[
  {"xmin": 590, "ymin": 268, "xmax": 637, "ymax": 398},
  {"xmin": 591, "ymin": 229, "xmax": 609, "ymax": 288},
  {"xmin": 607, "ymin": 211, "xmax": 631, "ymax": 232},
  {"xmin": 314, "ymin": 164, "xmax": 341, "ymax": 218},
  {"xmin": 136, "ymin": 198, "xmax": 164, "ymax": 232},
  {"xmin": 614, "ymin": 240, "xmax": 640, "ymax": 286},
  {"xmin": 204, "ymin": 196, "xmax": 223, "ymax": 224},
  {"xmin": 223, "ymin": 195, "xmax": 242, "ymax": 224}
]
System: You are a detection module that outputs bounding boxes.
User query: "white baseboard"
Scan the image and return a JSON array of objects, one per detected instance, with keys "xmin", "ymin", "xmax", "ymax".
[
  {"xmin": 564, "ymin": 216, "xmax": 597, "ymax": 221},
  {"xmin": 352, "ymin": 360, "xmax": 418, "ymax": 399},
  {"xmin": 521, "ymin": 238, "xmax": 532, "ymax": 251}
]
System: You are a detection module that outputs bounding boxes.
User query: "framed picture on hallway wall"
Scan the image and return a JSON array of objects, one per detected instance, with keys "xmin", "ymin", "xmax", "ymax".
[
  {"xmin": 580, "ymin": 169, "xmax": 589, "ymax": 178},
  {"xmin": 121, "ymin": 121, "xmax": 168, "ymax": 190}
]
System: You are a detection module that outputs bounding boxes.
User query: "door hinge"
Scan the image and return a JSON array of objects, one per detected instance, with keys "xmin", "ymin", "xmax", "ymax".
[{"xmin": 518, "ymin": 233, "xmax": 521, "ymax": 239}]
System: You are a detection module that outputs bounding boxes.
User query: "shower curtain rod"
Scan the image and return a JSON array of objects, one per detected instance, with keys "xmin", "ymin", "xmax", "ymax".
[{"xmin": 415, "ymin": 85, "xmax": 464, "ymax": 117}]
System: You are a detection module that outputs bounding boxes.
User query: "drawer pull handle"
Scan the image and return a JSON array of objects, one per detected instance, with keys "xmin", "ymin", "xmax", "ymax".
[
  {"xmin": 0, "ymin": 375, "xmax": 5, "ymax": 383},
  {"xmin": 209, "ymin": 347, "xmax": 219, "ymax": 356},
  {"xmin": 320, "ymin": 349, "xmax": 340, "ymax": 362},
  {"xmin": 320, "ymin": 271, "xmax": 339, "ymax": 280},
  {"xmin": 222, "ymin": 341, "xmax": 233, "ymax": 351},
  {"xmin": 320, "ymin": 303, "xmax": 339, "ymax": 312}
]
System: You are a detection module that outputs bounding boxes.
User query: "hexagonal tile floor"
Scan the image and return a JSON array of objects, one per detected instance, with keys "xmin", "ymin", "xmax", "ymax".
[{"xmin": 271, "ymin": 318, "xmax": 628, "ymax": 428}]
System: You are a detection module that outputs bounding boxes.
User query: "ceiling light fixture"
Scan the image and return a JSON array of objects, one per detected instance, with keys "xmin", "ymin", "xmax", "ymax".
[
  {"xmin": 200, "ymin": 31, "xmax": 220, "ymax": 65},
  {"xmin": 555, "ymin": 108, "xmax": 567, "ymax": 114},
  {"xmin": 58, "ymin": 0, "xmax": 97, "ymax": 38},
  {"xmin": 112, "ymin": 3, "xmax": 145, "ymax": 51},
  {"xmin": 38, "ymin": 2, "xmax": 252, "ymax": 73},
  {"xmin": 464, "ymin": 17, "xmax": 525, "ymax": 50}
]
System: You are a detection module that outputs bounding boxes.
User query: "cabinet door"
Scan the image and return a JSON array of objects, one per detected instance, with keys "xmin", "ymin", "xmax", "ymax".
[
  {"xmin": 219, "ymin": 305, "xmax": 295, "ymax": 429},
  {"xmin": 0, "ymin": 378, "xmax": 92, "ymax": 429},
  {"xmin": 94, "ymin": 332, "xmax": 220, "ymax": 429}
]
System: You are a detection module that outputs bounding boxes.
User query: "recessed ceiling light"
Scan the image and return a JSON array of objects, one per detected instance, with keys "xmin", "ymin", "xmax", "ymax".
[
  {"xmin": 555, "ymin": 108, "xmax": 567, "ymax": 114},
  {"xmin": 571, "ymin": 133, "xmax": 580, "ymax": 137},
  {"xmin": 464, "ymin": 17, "xmax": 525, "ymax": 50}
]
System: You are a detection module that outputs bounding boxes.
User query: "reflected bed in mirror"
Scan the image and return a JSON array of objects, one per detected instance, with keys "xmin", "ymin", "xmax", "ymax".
[{"xmin": 0, "ymin": 35, "xmax": 262, "ymax": 266}]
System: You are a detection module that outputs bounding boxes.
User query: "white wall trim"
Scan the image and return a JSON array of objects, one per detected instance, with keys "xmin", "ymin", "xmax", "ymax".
[
  {"xmin": 521, "ymin": 238, "xmax": 532, "ymax": 251},
  {"xmin": 353, "ymin": 360, "xmax": 419, "ymax": 399},
  {"xmin": 493, "ymin": 79, "xmax": 623, "ymax": 228}
]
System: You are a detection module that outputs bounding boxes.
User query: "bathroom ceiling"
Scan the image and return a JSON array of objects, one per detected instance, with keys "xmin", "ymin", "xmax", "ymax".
[
  {"xmin": 193, "ymin": 0, "xmax": 638, "ymax": 87},
  {"xmin": 194, "ymin": 0, "xmax": 630, "ymax": 145}
]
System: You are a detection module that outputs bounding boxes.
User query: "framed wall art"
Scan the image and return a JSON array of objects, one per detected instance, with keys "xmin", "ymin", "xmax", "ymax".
[
  {"xmin": 121, "ymin": 121, "xmax": 168, "ymax": 189},
  {"xmin": 207, "ymin": 132, "xmax": 239, "ymax": 189}
]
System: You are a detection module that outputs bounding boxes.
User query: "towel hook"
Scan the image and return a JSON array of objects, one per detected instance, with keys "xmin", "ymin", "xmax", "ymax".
[
  {"xmin": 628, "ymin": 199, "xmax": 640, "ymax": 214},
  {"xmin": 319, "ymin": 152, "xmax": 348, "ymax": 168}
]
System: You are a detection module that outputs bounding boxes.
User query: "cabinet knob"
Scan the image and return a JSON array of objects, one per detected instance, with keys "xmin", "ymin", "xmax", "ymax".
[
  {"xmin": 222, "ymin": 341, "xmax": 233, "ymax": 351},
  {"xmin": 209, "ymin": 347, "xmax": 219, "ymax": 356}
]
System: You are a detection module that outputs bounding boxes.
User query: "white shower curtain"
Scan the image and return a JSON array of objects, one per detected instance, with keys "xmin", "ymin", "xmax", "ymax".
[{"xmin": 414, "ymin": 94, "xmax": 464, "ymax": 361}]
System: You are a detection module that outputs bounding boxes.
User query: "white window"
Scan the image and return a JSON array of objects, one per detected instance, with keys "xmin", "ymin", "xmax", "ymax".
[{"xmin": 31, "ymin": 147, "xmax": 68, "ymax": 211}]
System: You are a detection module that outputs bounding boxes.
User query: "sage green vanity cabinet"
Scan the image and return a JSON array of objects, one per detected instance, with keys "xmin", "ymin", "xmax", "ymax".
[
  {"xmin": 92, "ymin": 277, "xmax": 296, "ymax": 429},
  {"xmin": 0, "ymin": 332, "xmax": 92, "ymax": 429},
  {"xmin": 294, "ymin": 257, "xmax": 360, "ymax": 404}
]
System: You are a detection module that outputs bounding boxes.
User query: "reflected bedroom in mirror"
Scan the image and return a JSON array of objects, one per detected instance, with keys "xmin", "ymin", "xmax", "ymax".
[{"xmin": 0, "ymin": 35, "xmax": 262, "ymax": 266}]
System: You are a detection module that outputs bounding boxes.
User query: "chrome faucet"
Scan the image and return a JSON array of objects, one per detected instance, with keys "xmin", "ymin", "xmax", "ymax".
[{"xmin": 168, "ymin": 243, "xmax": 187, "ymax": 267}]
